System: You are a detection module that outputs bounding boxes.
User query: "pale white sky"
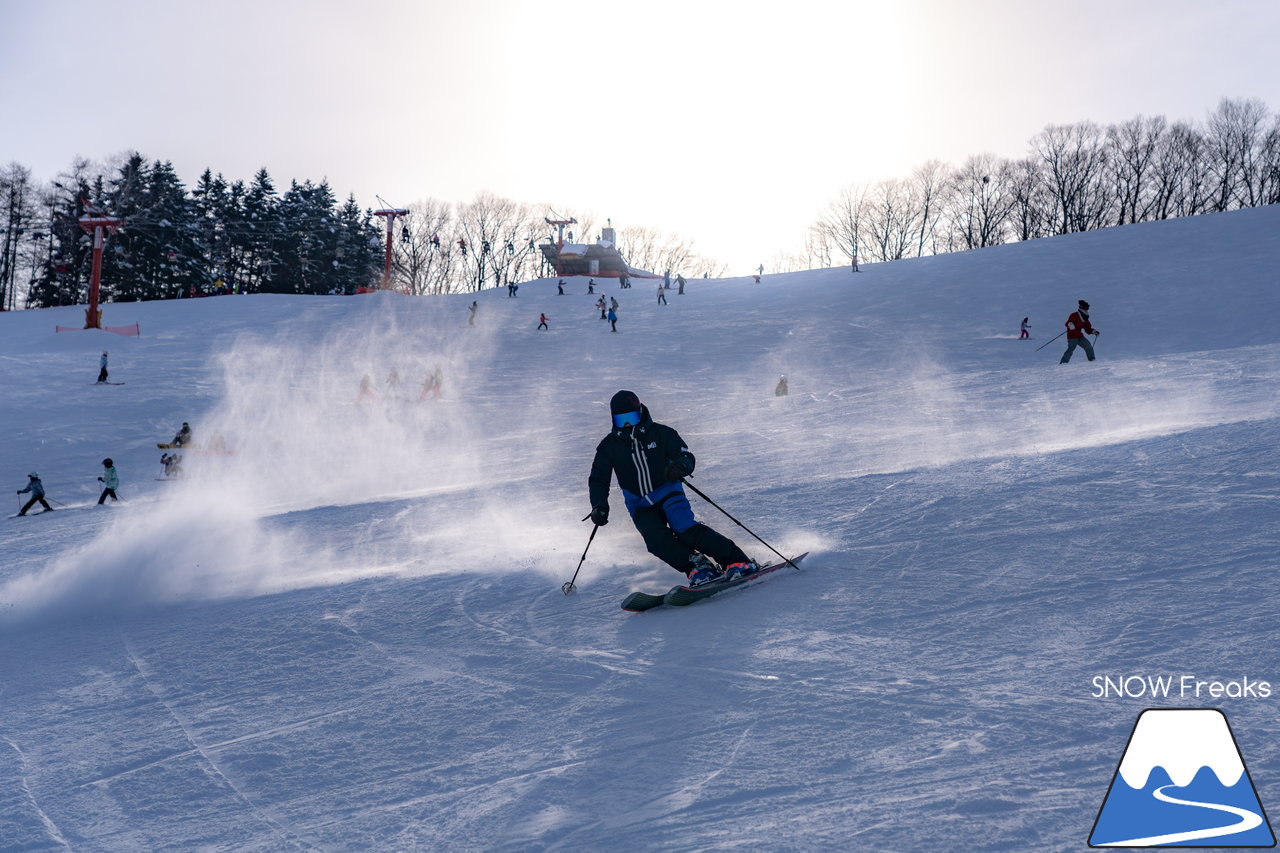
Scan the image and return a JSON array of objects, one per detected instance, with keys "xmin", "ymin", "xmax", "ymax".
[{"xmin": 3, "ymin": 0, "xmax": 1277, "ymax": 271}]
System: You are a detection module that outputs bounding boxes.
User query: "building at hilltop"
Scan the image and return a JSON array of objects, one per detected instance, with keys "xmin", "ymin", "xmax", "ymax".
[{"xmin": 538, "ymin": 219, "xmax": 656, "ymax": 279}]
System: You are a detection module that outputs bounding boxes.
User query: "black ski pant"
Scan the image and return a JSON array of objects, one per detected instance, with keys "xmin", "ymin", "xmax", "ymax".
[
  {"xmin": 631, "ymin": 504, "xmax": 749, "ymax": 574},
  {"xmin": 20, "ymin": 495, "xmax": 52, "ymax": 514},
  {"xmin": 98, "ymin": 488, "xmax": 118, "ymax": 504},
  {"xmin": 98, "ymin": 367, "xmax": 108, "ymax": 382}
]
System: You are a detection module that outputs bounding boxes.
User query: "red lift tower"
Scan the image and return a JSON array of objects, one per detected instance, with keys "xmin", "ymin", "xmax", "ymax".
[
  {"xmin": 79, "ymin": 213, "xmax": 123, "ymax": 329},
  {"xmin": 373, "ymin": 208, "xmax": 409, "ymax": 288}
]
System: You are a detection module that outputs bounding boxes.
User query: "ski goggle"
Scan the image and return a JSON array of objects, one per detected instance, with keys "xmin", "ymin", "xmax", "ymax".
[{"xmin": 612, "ymin": 410, "xmax": 641, "ymax": 429}]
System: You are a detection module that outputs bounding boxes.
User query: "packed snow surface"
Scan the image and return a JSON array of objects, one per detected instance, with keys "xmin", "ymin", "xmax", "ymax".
[{"xmin": 2, "ymin": 207, "xmax": 1279, "ymax": 850}]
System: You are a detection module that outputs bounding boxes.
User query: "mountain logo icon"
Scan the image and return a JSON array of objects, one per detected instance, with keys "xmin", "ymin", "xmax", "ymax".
[{"xmin": 1090, "ymin": 708, "xmax": 1275, "ymax": 847}]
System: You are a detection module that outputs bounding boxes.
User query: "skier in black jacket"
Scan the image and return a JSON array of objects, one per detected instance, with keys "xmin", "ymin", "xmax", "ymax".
[{"xmin": 588, "ymin": 390, "xmax": 754, "ymax": 585}]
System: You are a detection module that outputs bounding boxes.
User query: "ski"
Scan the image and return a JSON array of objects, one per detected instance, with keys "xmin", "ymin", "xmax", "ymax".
[
  {"xmin": 621, "ymin": 552, "xmax": 807, "ymax": 612},
  {"xmin": 90, "ymin": 382, "xmax": 126, "ymax": 385}
]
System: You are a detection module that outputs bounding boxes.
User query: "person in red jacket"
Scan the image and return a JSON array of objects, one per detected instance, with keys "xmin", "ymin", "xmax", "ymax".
[{"xmin": 1060, "ymin": 299, "xmax": 1100, "ymax": 363}]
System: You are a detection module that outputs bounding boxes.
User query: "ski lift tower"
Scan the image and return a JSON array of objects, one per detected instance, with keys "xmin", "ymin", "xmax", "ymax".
[
  {"xmin": 78, "ymin": 212, "xmax": 123, "ymax": 329},
  {"xmin": 545, "ymin": 215, "xmax": 577, "ymax": 278},
  {"xmin": 373, "ymin": 207, "xmax": 409, "ymax": 288}
]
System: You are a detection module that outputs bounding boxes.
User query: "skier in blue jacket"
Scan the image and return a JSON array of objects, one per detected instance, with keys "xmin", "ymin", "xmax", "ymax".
[
  {"xmin": 588, "ymin": 390, "xmax": 754, "ymax": 585},
  {"xmin": 17, "ymin": 473, "xmax": 53, "ymax": 515},
  {"xmin": 97, "ymin": 458, "xmax": 120, "ymax": 504}
]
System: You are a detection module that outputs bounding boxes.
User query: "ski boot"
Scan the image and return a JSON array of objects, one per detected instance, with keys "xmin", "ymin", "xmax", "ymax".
[
  {"xmin": 722, "ymin": 560, "xmax": 758, "ymax": 581},
  {"xmin": 685, "ymin": 553, "xmax": 723, "ymax": 587}
]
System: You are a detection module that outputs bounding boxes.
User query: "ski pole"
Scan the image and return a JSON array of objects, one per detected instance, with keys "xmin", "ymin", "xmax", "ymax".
[
  {"xmin": 562, "ymin": 516, "xmax": 599, "ymax": 595},
  {"xmin": 1035, "ymin": 330, "xmax": 1066, "ymax": 352},
  {"xmin": 679, "ymin": 478, "xmax": 799, "ymax": 570}
]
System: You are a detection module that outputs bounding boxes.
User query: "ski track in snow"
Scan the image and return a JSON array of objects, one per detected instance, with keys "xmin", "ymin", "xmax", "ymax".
[{"xmin": 1, "ymin": 208, "xmax": 1279, "ymax": 849}]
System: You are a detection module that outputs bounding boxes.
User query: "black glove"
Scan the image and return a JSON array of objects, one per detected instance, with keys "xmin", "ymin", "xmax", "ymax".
[
  {"xmin": 664, "ymin": 460, "xmax": 690, "ymax": 482},
  {"xmin": 98, "ymin": 477, "xmax": 104, "ymax": 482},
  {"xmin": 590, "ymin": 505, "xmax": 609, "ymax": 526}
]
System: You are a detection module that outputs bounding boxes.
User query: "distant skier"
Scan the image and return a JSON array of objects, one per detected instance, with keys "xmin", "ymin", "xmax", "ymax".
[
  {"xmin": 596, "ymin": 296, "xmax": 608, "ymax": 319},
  {"xmin": 609, "ymin": 296, "xmax": 619, "ymax": 312},
  {"xmin": 588, "ymin": 390, "xmax": 755, "ymax": 585},
  {"xmin": 356, "ymin": 374, "xmax": 377, "ymax": 402},
  {"xmin": 159, "ymin": 453, "xmax": 183, "ymax": 479},
  {"xmin": 775, "ymin": 375, "xmax": 788, "ymax": 396},
  {"xmin": 851, "ymin": 253, "xmax": 860, "ymax": 273},
  {"xmin": 97, "ymin": 458, "xmax": 119, "ymax": 504},
  {"xmin": 172, "ymin": 422, "xmax": 193, "ymax": 447},
  {"xmin": 468, "ymin": 301, "xmax": 478, "ymax": 326},
  {"xmin": 676, "ymin": 273, "xmax": 686, "ymax": 295},
  {"xmin": 538, "ymin": 312, "xmax": 549, "ymax": 330},
  {"xmin": 97, "ymin": 351, "xmax": 109, "ymax": 383},
  {"xmin": 419, "ymin": 366, "xmax": 444, "ymax": 400},
  {"xmin": 657, "ymin": 282, "xmax": 667, "ymax": 305},
  {"xmin": 1060, "ymin": 300, "xmax": 1100, "ymax": 364},
  {"xmin": 607, "ymin": 306, "xmax": 618, "ymax": 332},
  {"xmin": 1020, "ymin": 317, "xmax": 1031, "ymax": 340},
  {"xmin": 757, "ymin": 263, "xmax": 765, "ymax": 277},
  {"xmin": 587, "ymin": 278, "xmax": 596, "ymax": 294},
  {"xmin": 17, "ymin": 473, "xmax": 53, "ymax": 515},
  {"xmin": 557, "ymin": 279, "xmax": 566, "ymax": 295}
]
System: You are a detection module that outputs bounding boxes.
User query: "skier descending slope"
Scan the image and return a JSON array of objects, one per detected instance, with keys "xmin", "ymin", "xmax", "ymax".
[
  {"xmin": 588, "ymin": 390, "xmax": 755, "ymax": 586},
  {"xmin": 1060, "ymin": 299, "xmax": 1100, "ymax": 363}
]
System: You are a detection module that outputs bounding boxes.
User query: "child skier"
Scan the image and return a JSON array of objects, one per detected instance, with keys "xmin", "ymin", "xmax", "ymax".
[
  {"xmin": 1060, "ymin": 300, "xmax": 1100, "ymax": 363},
  {"xmin": 97, "ymin": 351, "xmax": 109, "ymax": 383},
  {"xmin": 1020, "ymin": 317, "xmax": 1031, "ymax": 340},
  {"xmin": 17, "ymin": 473, "xmax": 53, "ymax": 515},
  {"xmin": 98, "ymin": 458, "xmax": 120, "ymax": 503},
  {"xmin": 538, "ymin": 313, "xmax": 549, "ymax": 330},
  {"xmin": 588, "ymin": 390, "xmax": 755, "ymax": 585}
]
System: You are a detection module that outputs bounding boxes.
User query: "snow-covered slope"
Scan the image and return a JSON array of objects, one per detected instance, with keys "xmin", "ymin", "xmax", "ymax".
[{"xmin": 1, "ymin": 206, "xmax": 1278, "ymax": 850}]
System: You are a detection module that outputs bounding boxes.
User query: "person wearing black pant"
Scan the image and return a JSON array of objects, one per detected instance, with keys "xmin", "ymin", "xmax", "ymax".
[
  {"xmin": 97, "ymin": 351, "xmax": 109, "ymax": 383},
  {"xmin": 17, "ymin": 473, "xmax": 53, "ymax": 515},
  {"xmin": 98, "ymin": 458, "xmax": 120, "ymax": 504},
  {"xmin": 588, "ymin": 391, "xmax": 754, "ymax": 586}
]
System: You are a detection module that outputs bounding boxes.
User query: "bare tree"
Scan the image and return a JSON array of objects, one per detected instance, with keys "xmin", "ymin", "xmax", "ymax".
[
  {"xmin": 1260, "ymin": 114, "xmax": 1280, "ymax": 206},
  {"xmin": 1031, "ymin": 121, "xmax": 1113, "ymax": 234},
  {"xmin": 1149, "ymin": 121, "xmax": 1212, "ymax": 220},
  {"xmin": 862, "ymin": 178, "xmax": 919, "ymax": 262},
  {"xmin": 395, "ymin": 199, "xmax": 454, "ymax": 295},
  {"xmin": 815, "ymin": 183, "xmax": 869, "ymax": 263},
  {"xmin": 614, "ymin": 224, "xmax": 703, "ymax": 277},
  {"xmin": 1003, "ymin": 158, "xmax": 1049, "ymax": 243},
  {"xmin": 1205, "ymin": 97, "xmax": 1271, "ymax": 211},
  {"xmin": 803, "ymin": 223, "xmax": 836, "ymax": 270},
  {"xmin": 947, "ymin": 154, "xmax": 1016, "ymax": 250},
  {"xmin": 910, "ymin": 160, "xmax": 950, "ymax": 257},
  {"xmin": 1107, "ymin": 114, "xmax": 1167, "ymax": 225},
  {"xmin": 0, "ymin": 163, "xmax": 39, "ymax": 311}
]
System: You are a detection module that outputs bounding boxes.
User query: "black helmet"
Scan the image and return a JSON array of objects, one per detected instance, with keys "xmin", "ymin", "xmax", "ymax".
[
  {"xmin": 610, "ymin": 390, "xmax": 641, "ymax": 415},
  {"xmin": 1078, "ymin": 300, "xmax": 1090, "ymax": 310},
  {"xmin": 102, "ymin": 458, "xmax": 113, "ymax": 467}
]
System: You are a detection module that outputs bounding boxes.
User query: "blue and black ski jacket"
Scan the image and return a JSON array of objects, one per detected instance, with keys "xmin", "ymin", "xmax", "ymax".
[{"xmin": 589, "ymin": 406, "xmax": 696, "ymax": 515}]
